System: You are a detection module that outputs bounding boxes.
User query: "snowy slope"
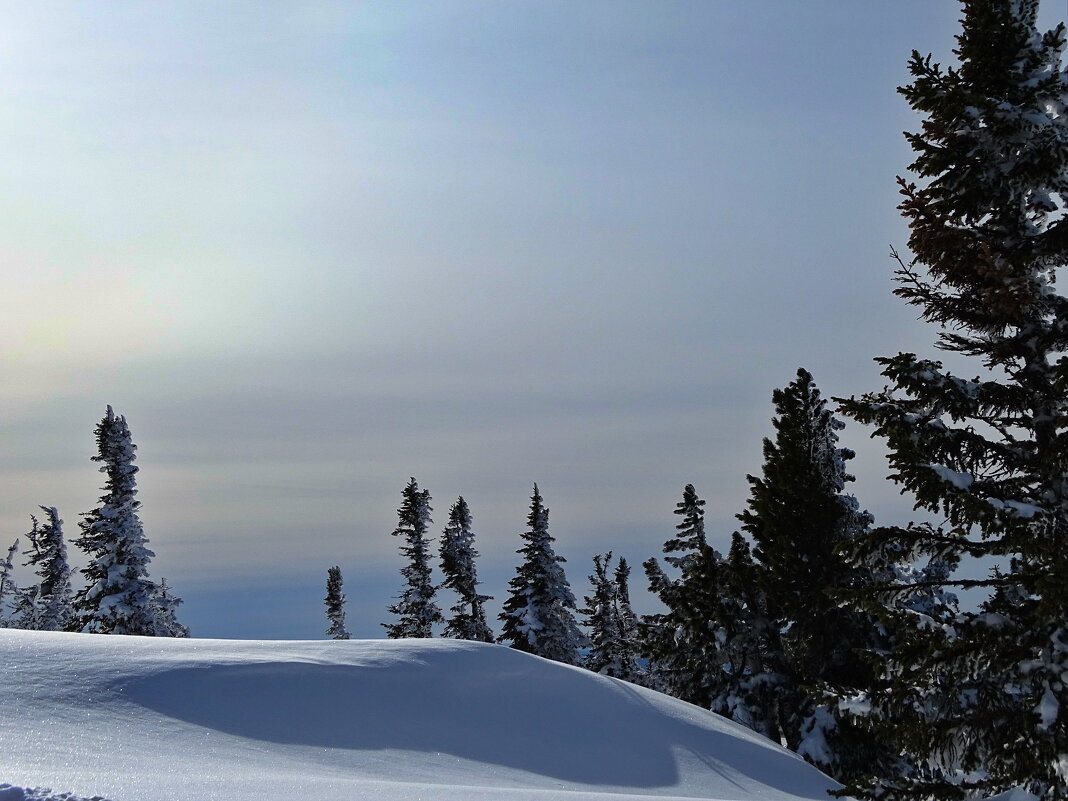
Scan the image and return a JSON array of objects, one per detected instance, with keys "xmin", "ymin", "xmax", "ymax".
[{"xmin": 0, "ymin": 630, "xmax": 843, "ymax": 801}]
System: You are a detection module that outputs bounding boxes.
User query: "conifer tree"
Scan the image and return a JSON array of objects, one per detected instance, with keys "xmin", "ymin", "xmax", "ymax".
[
  {"xmin": 147, "ymin": 579, "xmax": 190, "ymax": 637},
  {"xmin": 581, "ymin": 552, "xmax": 643, "ymax": 682},
  {"xmin": 439, "ymin": 496, "xmax": 493, "ymax": 642},
  {"xmin": 738, "ymin": 368, "xmax": 876, "ymax": 769},
  {"xmin": 383, "ymin": 478, "xmax": 441, "ymax": 638},
  {"xmin": 582, "ymin": 551, "xmax": 619, "ymax": 675},
  {"xmin": 642, "ymin": 485, "xmax": 726, "ymax": 708},
  {"xmin": 711, "ymin": 532, "xmax": 774, "ymax": 733},
  {"xmin": 325, "ymin": 565, "xmax": 351, "ymax": 640},
  {"xmin": 11, "ymin": 586, "xmax": 37, "ymax": 631},
  {"xmin": 498, "ymin": 484, "xmax": 584, "ymax": 664},
  {"xmin": 0, "ymin": 539, "xmax": 20, "ymax": 627},
  {"xmin": 14, "ymin": 507, "xmax": 72, "ymax": 631},
  {"xmin": 72, "ymin": 407, "xmax": 182, "ymax": 636},
  {"xmin": 611, "ymin": 557, "xmax": 643, "ymax": 683},
  {"xmin": 839, "ymin": 3, "xmax": 1068, "ymax": 796}
]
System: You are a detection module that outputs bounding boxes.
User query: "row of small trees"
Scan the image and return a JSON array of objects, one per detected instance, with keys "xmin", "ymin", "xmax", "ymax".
[
  {"xmin": 327, "ymin": 480, "xmax": 588, "ymax": 662},
  {"xmin": 327, "ymin": 486, "xmax": 499, "ymax": 643},
  {"xmin": 324, "ymin": 477, "xmax": 642, "ymax": 685},
  {"xmin": 0, "ymin": 406, "xmax": 188, "ymax": 637}
]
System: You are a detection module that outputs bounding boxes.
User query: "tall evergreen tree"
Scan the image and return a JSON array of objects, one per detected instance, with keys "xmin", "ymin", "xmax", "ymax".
[
  {"xmin": 439, "ymin": 496, "xmax": 493, "ymax": 642},
  {"xmin": 325, "ymin": 565, "xmax": 351, "ymax": 640},
  {"xmin": 839, "ymin": 3, "xmax": 1068, "ymax": 797},
  {"xmin": 383, "ymin": 478, "xmax": 441, "ymax": 638},
  {"xmin": 72, "ymin": 407, "xmax": 182, "ymax": 636},
  {"xmin": 0, "ymin": 539, "xmax": 20, "ymax": 627},
  {"xmin": 737, "ymin": 368, "xmax": 876, "ymax": 771},
  {"xmin": 642, "ymin": 484, "xmax": 726, "ymax": 708},
  {"xmin": 580, "ymin": 552, "xmax": 643, "ymax": 682},
  {"xmin": 14, "ymin": 507, "xmax": 72, "ymax": 631},
  {"xmin": 498, "ymin": 484, "xmax": 584, "ymax": 664}
]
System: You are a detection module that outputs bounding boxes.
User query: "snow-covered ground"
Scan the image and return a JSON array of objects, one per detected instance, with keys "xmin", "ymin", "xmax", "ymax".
[{"xmin": 0, "ymin": 630, "xmax": 843, "ymax": 801}]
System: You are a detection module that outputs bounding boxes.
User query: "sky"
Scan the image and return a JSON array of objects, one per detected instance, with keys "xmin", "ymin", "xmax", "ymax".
[{"xmin": 3, "ymin": 1, "xmax": 1064, "ymax": 639}]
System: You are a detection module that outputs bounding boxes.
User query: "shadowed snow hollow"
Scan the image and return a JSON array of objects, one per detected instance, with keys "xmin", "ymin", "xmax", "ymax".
[{"xmin": 0, "ymin": 630, "xmax": 843, "ymax": 801}]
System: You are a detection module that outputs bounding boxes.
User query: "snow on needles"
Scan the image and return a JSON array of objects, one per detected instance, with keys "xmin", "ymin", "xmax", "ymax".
[{"xmin": 927, "ymin": 464, "xmax": 974, "ymax": 490}]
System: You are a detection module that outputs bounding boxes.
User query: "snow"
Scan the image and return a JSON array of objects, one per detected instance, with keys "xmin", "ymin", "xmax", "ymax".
[
  {"xmin": 1002, "ymin": 500, "xmax": 1044, "ymax": 519},
  {"xmin": 0, "ymin": 630, "xmax": 843, "ymax": 801},
  {"xmin": 983, "ymin": 498, "xmax": 1045, "ymax": 518},
  {"xmin": 795, "ymin": 706, "xmax": 836, "ymax": 767},
  {"xmin": 984, "ymin": 789, "xmax": 1039, "ymax": 801},
  {"xmin": 0, "ymin": 785, "xmax": 110, "ymax": 801},
  {"xmin": 1037, "ymin": 685, "xmax": 1059, "ymax": 730},
  {"xmin": 927, "ymin": 464, "xmax": 974, "ymax": 489}
]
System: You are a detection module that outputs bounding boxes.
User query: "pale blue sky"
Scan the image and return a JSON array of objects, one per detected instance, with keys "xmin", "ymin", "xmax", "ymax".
[{"xmin": 3, "ymin": 2, "xmax": 1061, "ymax": 638}]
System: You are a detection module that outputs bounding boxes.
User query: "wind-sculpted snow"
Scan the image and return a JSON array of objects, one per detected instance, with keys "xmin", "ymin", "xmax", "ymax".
[
  {"xmin": 0, "ymin": 786, "xmax": 111, "ymax": 801},
  {"xmin": 0, "ymin": 629, "xmax": 844, "ymax": 801}
]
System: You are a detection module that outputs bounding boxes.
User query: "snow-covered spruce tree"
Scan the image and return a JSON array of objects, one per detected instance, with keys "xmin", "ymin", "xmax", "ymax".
[
  {"xmin": 439, "ymin": 496, "xmax": 493, "ymax": 642},
  {"xmin": 11, "ymin": 586, "xmax": 37, "ymax": 630},
  {"xmin": 498, "ymin": 484, "xmax": 584, "ymax": 664},
  {"xmin": 14, "ymin": 507, "xmax": 72, "ymax": 631},
  {"xmin": 383, "ymin": 478, "xmax": 441, "ymax": 638},
  {"xmin": 582, "ymin": 552, "xmax": 618, "ymax": 675},
  {"xmin": 325, "ymin": 565, "xmax": 351, "ymax": 640},
  {"xmin": 147, "ymin": 579, "xmax": 189, "ymax": 637},
  {"xmin": 838, "ymin": 3, "xmax": 1068, "ymax": 797},
  {"xmin": 72, "ymin": 406, "xmax": 183, "ymax": 636},
  {"xmin": 642, "ymin": 484, "xmax": 726, "ymax": 708},
  {"xmin": 0, "ymin": 539, "xmax": 20, "ymax": 627},
  {"xmin": 737, "ymin": 368, "xmax": 877, "ymax": 775},
  {"xmin": 611, "ymin": 556, "xmax": 644, "ymax": 684},
  {"xmin": 580, "ymin": 552, "xmax": 643, "ymax": 682}
]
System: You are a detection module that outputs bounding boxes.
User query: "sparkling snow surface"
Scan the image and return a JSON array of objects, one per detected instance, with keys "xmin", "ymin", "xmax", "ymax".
[{"xmin": 0, "ymin": 630, "xmax": 843, "ymax": 801}]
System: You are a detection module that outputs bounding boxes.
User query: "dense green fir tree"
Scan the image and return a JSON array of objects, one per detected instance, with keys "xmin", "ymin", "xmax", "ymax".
[
  {"xmin": 498, "ymin": 485, "xmax": 584, "ymax": 664},
  {"xmin": 839, "ymin": 1, "xmax": 1068, "ymax": 797},
  {"xmin": 642, "ymin": 484, "xmax": 726, "ymax": 708},
  {"xmin": 325, "ymin": 565, "xmax": 351, "ymax": 640},
  {"xmin": 72, "ymin": 406, "xmax": 185, "ymax": 636},
  {"xmin": 439, "ymin": 496, "xmax": 494, "ymax": 642},
  {"xmin": 384, "ymin": 478, "xmax": 442, "ymax": 638},
  {"xmin": 737, "ymin": 368, "xmax": 877, "ymax": 776},
  {"xmin": 580, "ymin": 552, "xmax": 643, "ymax": 683},
  {"xmin": 710, "ymin": 531, "xmax": 774, "ymax": 731}
]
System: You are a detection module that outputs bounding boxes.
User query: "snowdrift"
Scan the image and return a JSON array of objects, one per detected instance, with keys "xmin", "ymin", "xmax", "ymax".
[{"xmin": 0, "ymin": 630, "xmax": 843, "ymax": 801}]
